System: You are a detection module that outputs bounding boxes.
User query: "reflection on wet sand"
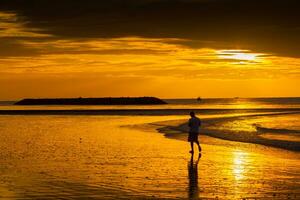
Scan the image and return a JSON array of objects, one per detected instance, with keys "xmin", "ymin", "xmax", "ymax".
[
  {"xmin": 188, "ymin": 153, "xmax": 201, "ymax": 199},
  {"xmin": 0, "ymin": 115, "xmax": 299, "ymax": 199},
  {"xmin": 232, "ymin": 150, "xmax": 247, "ymax": 181}
]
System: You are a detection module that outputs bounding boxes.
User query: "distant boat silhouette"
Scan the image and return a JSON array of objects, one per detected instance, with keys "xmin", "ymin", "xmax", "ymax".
[{"xmin": 196, "ymin": 97, "xmax": 202, "ymax": 101}]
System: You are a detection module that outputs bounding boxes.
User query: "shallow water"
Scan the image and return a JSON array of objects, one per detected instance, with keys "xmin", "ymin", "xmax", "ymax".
[
  {"xmin": 0, "ymin": 115, "xmax": 299, "ymax": 199},
  {"xmin": 209, "ymin": 112, "xmax": 300, "ymax": 146}
]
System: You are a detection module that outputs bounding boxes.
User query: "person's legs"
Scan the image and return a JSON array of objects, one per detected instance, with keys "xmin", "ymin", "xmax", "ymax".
[
  {"xmin": 196, "ymin": 141, "xmax": 201, "ymax": 152},
  {"xmin": 190, "ymin": 142, "xmax": 194, "ymax": 153}
]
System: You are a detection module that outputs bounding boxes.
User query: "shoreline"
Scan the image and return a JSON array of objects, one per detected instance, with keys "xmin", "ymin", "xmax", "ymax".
[
  {"xmin": 1, "ymin": 108, "xmax": 300, "ymax": 115},
  {"xmin": 131, "ymin": 114, "xmax": 300, "ymax": 152}
]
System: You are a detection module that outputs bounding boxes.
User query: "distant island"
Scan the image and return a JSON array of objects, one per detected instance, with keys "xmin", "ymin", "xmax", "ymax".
[{"xmin": 14, "ymin": 97, "xmax": 167, "ymax": 105}]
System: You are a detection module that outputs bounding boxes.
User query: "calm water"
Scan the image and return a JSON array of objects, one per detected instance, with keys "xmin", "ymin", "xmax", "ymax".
[
  {"xmin": 3, "ymin": 98, "xmax": 299, "ymax": 148},
  {"xmin": 1, "ymin": 97, "xmax": 300, "ymax": 110},
  {"xmin": 0, "ymin": 115, "xmax": 299, "ymax": 199},
  {"xmin": 0, "ymin": 98, "xmax": 300, "ymax": 199}
]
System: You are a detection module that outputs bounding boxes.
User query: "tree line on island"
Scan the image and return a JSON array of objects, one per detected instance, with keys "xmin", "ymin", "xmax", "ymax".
[{"xmin": 14, "ymin": 97, "xmax": 167, "ymax": 105}]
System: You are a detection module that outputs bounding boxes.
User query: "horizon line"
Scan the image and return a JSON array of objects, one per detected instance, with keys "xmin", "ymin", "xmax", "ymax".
[{"xmin": 1, "ymin": 96, "xmax": 300, "ymax": 102}]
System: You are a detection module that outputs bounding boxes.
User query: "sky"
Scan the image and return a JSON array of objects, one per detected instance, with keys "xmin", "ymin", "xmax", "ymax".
[{"xmin": 0, "ymin": 0, "xmax": 300, "ymax": 100}]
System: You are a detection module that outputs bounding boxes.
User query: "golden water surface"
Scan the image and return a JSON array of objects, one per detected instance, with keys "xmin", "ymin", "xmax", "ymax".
[{"xmin": 0, "ymin": 115, "xmax": 299, "ymax": 199}]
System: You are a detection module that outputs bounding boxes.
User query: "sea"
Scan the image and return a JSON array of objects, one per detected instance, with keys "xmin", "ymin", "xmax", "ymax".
[
  {"xmin": 1, "ymin": 98, "xmax": 300, "ymax": 149},
  {"xmin": 0, "ymin": 98, "xmax": 299, "ymax": 199},
  {"xmin": 1, "ymin": 97, "xmax": 300, "ymax": 109},
  {"xmin": 1, "ymin": 98, "xmax": 300, "ymax": 146}
]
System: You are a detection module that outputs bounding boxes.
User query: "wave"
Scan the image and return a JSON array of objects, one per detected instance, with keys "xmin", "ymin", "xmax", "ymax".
[
  {"xmin": 254, "ymin": 124, "xmax": 300, "ymax": 134},
  {"xmin": 153, "ymin": 112, "xmax": 300, "ymax": 151}
]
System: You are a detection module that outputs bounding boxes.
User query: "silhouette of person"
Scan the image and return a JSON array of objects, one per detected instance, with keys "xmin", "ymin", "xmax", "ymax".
[
  {"xmin": 188, "ymin": 111, "xmax": 202, "ymax": 154},
  {"xmin": 188, "ymin": 153, "xmax": 201, "ymax": 199}
]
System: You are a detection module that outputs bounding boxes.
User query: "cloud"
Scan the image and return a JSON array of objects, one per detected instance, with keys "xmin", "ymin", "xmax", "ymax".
[
  {"xmin": 0, "ymin": 0, "xmax": 300, "ymax": 57},
  {"xmin": 0, "ymin": 1, "xmax": 299, "ymax": 99},
  {"xmin": 0, "ymin": 37, "xmax": 299, "ymax": 80}
]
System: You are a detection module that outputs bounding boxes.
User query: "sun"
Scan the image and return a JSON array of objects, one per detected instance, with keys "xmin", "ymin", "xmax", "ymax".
[
  {"xmin": 231, "ymin": 53, "xmax": 257, "ymax": 61},
  {"xmin": 217, "ymin": 50, "xmax": 262, "ymax": 62}
]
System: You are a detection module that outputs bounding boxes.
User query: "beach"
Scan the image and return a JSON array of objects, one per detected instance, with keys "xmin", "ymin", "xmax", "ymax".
[
  {"xmin": 0, "ymin": 111, "xmax": 299, "ymax": 199},
  {"xmin": 1, "ymin": 0, "xmax": 300, "ymax": 198}
]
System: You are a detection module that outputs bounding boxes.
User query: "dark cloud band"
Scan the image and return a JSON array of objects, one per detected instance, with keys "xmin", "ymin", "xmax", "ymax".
[{"xmin": 1, "ymin": 0, "xmax": 300, "ymax": 57}]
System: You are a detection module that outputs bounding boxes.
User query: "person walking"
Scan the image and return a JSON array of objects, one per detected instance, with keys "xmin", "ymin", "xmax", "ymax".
[{"xmin": 188, "ymin": 111, "xmax": 202, "ymax": 154}]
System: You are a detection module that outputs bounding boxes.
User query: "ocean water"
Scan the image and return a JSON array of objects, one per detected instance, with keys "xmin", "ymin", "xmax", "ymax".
[
  {"xmin": 1, "ymin": 97, "xmax": 300, "ymax": 110},
  {"xmin": 0, "ymin": 98, "xmax": 300, "ymax": 199},
  {"xmin": 199, "ymin": 112, "xmax": 300, "ymax": 151},
  {"xmin": 0, "ymin": 98, "xmax": 300, "ymax": 151},
  {"xmin": 0, "ymin": 115, "xmax": 299, "ymax": 199}
]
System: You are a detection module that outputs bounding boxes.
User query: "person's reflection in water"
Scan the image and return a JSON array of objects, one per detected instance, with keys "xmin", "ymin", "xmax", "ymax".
[{"xmin": 188, "ymin": 153, "xmax": 201, "ymax": 199}]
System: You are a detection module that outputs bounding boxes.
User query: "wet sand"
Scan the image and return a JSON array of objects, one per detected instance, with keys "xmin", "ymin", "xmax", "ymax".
[
  {"xmin": 129, "ymin": 117, "xmax": 300, "ymax": 199},
  {"xmin": 0, "ymin": 115, "xmax": 299, "ymax": 199}
]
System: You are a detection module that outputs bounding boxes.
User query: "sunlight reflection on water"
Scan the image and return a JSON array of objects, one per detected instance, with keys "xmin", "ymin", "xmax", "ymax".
[
  {"xmin": 232, "ymin": 151, "xmax": 247, "ymax": 181},
  {"xmin": 0, "ymin": 115, "xmax": 299, "ymax": 199}
]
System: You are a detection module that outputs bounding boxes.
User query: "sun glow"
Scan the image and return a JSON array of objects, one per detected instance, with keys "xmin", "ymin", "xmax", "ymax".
[
  {"xmin": 232, "ymin": 151, "xmax": 247, "ymax": 181},
  {"xmin": 1, "ymin": 10, "xmax": 300, "ymax": 99},
  {"xmin": 217, "ymin": 50, "xmax": 264, "ymax": 62},
  {"xmin": 232, "ymin": 53, "xmax": 256, "ymax": 61}
]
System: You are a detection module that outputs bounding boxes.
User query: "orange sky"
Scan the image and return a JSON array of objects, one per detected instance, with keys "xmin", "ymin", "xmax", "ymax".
[{"xmin": 0, "ymin": 10, "xmax": 300, "ymax": 100}]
